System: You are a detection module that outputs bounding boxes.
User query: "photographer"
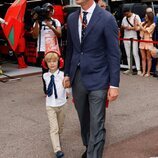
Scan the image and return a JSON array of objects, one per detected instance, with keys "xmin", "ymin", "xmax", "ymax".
[{"xmin": 31, "ymin": 3, "xmax": 62, "ymax": 94}]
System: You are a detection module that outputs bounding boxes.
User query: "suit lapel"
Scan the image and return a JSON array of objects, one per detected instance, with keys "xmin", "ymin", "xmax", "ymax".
[
  {"xmin": 82, "ymin": 5, "xmax": 101, "ymax": 41},
  {"xmin": 73, "ymin": 9, "xmax": 80, "ymax": 46}
]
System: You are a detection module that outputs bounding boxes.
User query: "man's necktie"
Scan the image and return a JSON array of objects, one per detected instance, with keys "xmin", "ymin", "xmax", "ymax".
[
  {"xmin": 81, "ymin": 11, "xmax": 88, "ymax": 41},
  {"xmin": 47, "ymin": 75, "xmax": 58, "ymax": 98}
]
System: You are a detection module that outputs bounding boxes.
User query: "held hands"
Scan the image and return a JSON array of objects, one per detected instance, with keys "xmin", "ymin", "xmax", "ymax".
[
  {"xmin": 63, "ymin": 76, "xmax": 71, "ymax": 88},
  {"xmin": 107, "ymin": 88, "xmax": 119, "ymax": 102}
]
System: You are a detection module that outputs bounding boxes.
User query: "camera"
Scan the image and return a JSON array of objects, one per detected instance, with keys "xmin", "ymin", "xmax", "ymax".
[
  {"xmin": 31, "ymin": 3, "xmax": 54, "ymax": 21},
  {"xmin": 31, "ymin": 6, "xmax": 49, "ymax": 21}
]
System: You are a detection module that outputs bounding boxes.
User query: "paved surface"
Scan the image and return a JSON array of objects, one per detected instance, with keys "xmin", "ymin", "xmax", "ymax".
[
  {"xmin": 0, "ymin": 63, "xmax": 42, "ymax": 79},
  {"xmin": 0, "ymin": 72, "xmax": 158, "ymax": 158}
]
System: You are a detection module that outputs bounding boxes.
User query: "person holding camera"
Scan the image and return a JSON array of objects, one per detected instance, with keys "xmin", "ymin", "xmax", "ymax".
[{"xmin": 32, "ymin": 3, "xmax": 62, "ymax": 94}]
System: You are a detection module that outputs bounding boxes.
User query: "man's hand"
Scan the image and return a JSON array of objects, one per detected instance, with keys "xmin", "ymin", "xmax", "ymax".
[
  {"xmin": 63, "ymin": 76, "xmax": 71, "ymax": 88},
  {"xmin": 107, "ymin": 88, "xmax": 119, "ymax": 102}
]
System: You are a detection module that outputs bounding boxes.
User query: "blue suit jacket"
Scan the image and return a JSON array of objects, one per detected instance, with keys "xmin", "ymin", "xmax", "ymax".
[{"xmin": 64, "ymin": 5, "xmax": 120, "ymax": 90}]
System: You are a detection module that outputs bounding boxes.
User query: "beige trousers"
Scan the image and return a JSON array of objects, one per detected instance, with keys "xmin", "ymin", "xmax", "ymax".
[{"xmin": 46, "ymin": 106, "xmax": 65, "ymax": 153}]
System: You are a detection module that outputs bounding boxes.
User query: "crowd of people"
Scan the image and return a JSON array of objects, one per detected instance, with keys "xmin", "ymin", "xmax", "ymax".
[{"xmin": 121, "ymin": 6, "xmax": 158, "ymax": 78}]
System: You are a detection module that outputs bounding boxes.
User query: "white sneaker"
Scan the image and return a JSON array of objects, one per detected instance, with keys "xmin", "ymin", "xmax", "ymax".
[
  {"xmin": 144, "ymin": 73, "xmax": 150, "ymax": 77},
  {"xmin": 123, "ymin": 70, "xmax": 130, "ymax": 74},
  {"xmin": 137, "ymin": 70, "xmax": 142, "ymax": 76}
]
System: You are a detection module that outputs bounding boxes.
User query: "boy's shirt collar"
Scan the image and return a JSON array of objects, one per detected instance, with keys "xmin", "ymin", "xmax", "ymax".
[{"xmin": 48, "ymin": 69, "xmax": 59, "ymax": 77}]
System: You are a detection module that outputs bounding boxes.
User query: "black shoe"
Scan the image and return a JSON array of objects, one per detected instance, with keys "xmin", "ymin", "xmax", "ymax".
[
  {"xmin": 153, "ymin": 73, "xmax": 158, "ymax": 77},
  {"xmin": 81, "ymin": 149, "xmax": 87, "ymax": 158},
  {"xmin": 56, "ymin": 151, "xmax": 64, "ymax": 158}
]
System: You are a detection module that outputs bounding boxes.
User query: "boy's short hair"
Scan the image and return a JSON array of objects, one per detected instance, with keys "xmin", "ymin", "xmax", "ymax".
[{"xmin": 44, "ymin": 52, "xmax": 59, "ymax": 63}]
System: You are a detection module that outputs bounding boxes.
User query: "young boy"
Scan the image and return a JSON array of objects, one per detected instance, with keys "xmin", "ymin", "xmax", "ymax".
[{"xmin": 43, "ymin": 51, "xmax": 66, "ymax": 158}]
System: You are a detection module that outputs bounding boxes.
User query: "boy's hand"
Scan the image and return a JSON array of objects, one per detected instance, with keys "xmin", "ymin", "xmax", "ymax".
[{"xmin": 63, "ymin": 76, "xmax": 71, "ymax": 88}]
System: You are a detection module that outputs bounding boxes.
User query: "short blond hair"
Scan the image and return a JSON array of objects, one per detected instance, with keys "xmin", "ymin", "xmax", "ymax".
[{"xmin": 44, "ymin": 52, "xmax": 59, "ymax": 63}]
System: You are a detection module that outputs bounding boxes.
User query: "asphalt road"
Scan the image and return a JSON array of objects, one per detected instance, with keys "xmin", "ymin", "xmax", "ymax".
[{"xmin": 0, "ymin": 72, "xmax": 158, "ymax": 158}]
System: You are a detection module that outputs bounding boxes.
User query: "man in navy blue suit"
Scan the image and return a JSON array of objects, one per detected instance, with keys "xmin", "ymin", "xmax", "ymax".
[{"xmin": 63, "ymin": 0, "xmax": 120, "ymax": 157}]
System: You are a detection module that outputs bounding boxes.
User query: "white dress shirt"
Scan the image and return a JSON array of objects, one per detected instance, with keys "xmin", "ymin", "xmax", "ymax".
[{"xmin": 43, "ymin": 70, "xmax": 67, "ymax": 107}]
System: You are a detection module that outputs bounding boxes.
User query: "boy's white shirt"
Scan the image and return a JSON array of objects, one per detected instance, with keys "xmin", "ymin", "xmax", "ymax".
[{"xmin": 43, "ymin": 69, "xmax": 67, "ymax": 107}]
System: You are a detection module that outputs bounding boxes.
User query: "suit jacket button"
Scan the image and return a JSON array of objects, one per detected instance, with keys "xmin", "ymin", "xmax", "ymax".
[{"xmin": 81, "ymin": 52, "xmax": 83, "ymax": 55}]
